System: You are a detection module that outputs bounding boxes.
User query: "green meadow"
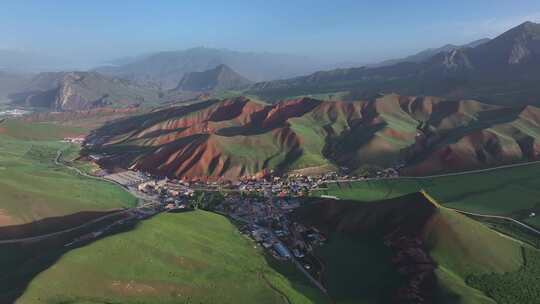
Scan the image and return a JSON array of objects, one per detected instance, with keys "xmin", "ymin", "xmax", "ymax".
[
  {"xmin": 303, "ymin": 194, "xmax": 530, "ymax": 303},
  {"xmin": 16, "ymin": 212, "xmax": 325, "ymax": 304},
  {"xmin": 0, "ymin": 119, "xmax": 136, "ymax": 227},
  {"xmin": 314, "ymin": 163, "xmax": 540, "ymax": 227}
]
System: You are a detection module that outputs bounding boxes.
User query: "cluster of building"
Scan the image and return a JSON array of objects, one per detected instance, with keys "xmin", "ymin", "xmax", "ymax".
[
  {"xmin": 0, "ymin": 108, "xmax": 30, "ymax": 118},
  {"xmin": 214, "ymin": 193, "xmax": 326, "ymax": 275},
  {"xmin": 235, "ymin": 175, "xmax": 322, "ymax": 197},
  {"xmin": 61, "ymin": 136, "xmax": 86, "ymax": 144},
  {"xmin": 233, "ymin": 168, "xmax": 401, "ymax": 196},
  {"xmin": 104, "ymin": 171, "xmax": 149, "ymax": 186},
  {"xmin": 137, "ymin": 178, "xmax": 195, "ymax": 211},
  {"xmin": 373, "ymin": 167, "xmax": 400, "ymax": 179}
]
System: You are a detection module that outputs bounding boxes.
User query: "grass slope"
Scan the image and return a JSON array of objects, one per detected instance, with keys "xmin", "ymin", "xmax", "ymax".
[
  {"xmin": 16, "ymin": 212, "xmax": 325, "ymax": 304},
  {"xmin": 297, "ymin": 193, "xmax": 528, "ymax": 303},
  {"xmin": 467, "ymin": 247, "xmax": 540, "ymax": 304},
  {"xmin": 0, "ymin": 119, "xmax": 136, "ymax": 227},
  {"xmin": 314, "ymin": 235, "xmax": 400, "ymax": 304},
  {"xmin": 315, "ymin": 163, "xmax": 540, "ymax": 227}
]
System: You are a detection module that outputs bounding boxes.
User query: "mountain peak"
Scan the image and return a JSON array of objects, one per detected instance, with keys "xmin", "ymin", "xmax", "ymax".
[
  {"xmin": 518, "ymin": 21, "xmax": 539, "ymax": 29},
  {"xmin": 468, "ymin": 21, "xmax": 540, "ymax": 65},
  {"xmin": 498, "ymin": 21, "xmax": 540, "ymax": 39},
  {"xmin": 175, "ymin": 64, "xmax": 252, "ymax": 92},
  {"xmin": 214, "ymin": 63, "xmax": 234, "ymax": 72}
]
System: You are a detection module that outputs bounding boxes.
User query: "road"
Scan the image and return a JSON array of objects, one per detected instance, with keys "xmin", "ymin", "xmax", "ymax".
[
  {"xmin": 0, "ymin": 149, "xmax": 159, "ymax": 245},
  {"xmin": 290, "ymin": 253, "xmax": 328, "ymax": 295},
  {"xmin": 422, "ymin": 190, "xmax": 540, "ymax": 238},
  {"xmin": 56, "ymin": 149, "xmax": 156, "ymax": 204},
  {"xmin": 451, "ymin": 209, "xmax": 540, "ymax": 236},
  {"xmin": 319, "ymin": 165, "xmax": 540, "ymax": 239},
  {"xmin": 10, "ymin": 146, "xmax": 537, "ymax": 297},
  {"xmin": 325, "ymin": 160, "xmax": 540, "ymax": 184},
  {"xmin": 0, "ymin": 200, "xmax": 160, "ymax": 245},
  {"xmin": 0, "ymin": 209, "xmax": 130, "ymax": 245}
]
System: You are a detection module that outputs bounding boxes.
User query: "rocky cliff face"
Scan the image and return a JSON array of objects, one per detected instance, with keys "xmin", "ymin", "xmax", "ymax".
[{"xmin": 10, "ymin": 72, "xmax": 162, "ymax": 111}]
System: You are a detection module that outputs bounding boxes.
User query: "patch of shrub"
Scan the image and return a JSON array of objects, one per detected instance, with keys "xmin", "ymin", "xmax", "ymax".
[{"xmin": 467, "ymin": 247, "xmax": 540, "ymax": 304}]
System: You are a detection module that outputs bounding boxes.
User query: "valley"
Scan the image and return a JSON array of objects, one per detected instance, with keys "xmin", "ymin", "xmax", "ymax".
[
  {"xmin": 2, "ymin": 10, "xmax": 540, "ymax": 304},
  {"xmin": 2, "ymin": 125, "xmax": 540, "ymax": 303}
]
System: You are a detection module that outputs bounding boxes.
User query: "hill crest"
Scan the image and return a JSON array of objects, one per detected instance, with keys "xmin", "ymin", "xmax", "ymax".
[
  {"xmin": 9, "ymin": 71, "xmax": 163, "ymax": 111},
  {"xmin": 174, "ymin": 64, "xmax": 252, "ymax": 92},
  {"xmin": 84, "ymin": 94, "xmax": 540, "ymax": 180},
  {"xmin": 248, "ymin": 21, "xmax": 540, "ymax": 106}
]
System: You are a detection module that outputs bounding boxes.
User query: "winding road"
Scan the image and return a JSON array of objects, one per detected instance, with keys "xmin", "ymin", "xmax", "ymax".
[
  {"xmin": 325, "ymin": 160, "xmax": 540, "ymax": 184},
  {"xmin": 451, "ymin": 209, "xmax": 540, "ymax": 236},
  {"xmin": 0, "ymin": 148, "xmax": 157, "ymax": 245},
  {"xmin": 0, "ymin": 209, "xmax": 131, "ymax": 245}
]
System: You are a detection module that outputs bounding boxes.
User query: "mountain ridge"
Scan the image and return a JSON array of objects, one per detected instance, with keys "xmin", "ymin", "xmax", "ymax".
[
  {"xmin": 9, "ymin": 71, "xmax": 163, "ymax": 111},
  {"xmin": 248, "ymin": 21, "xmax": 540, "ymax": 106},
  {"xmin": 371, "ymin": 38, "xmax": 491, "ymax": 67},
  {"xmin": 83, "ymin": 94, "xmax": 540, "ymax": 180},
  {"xmin": 95, "ymin": 47, "xmax": 325, "ymax": 88},
  {"xmin": 174, "ymin": 64, "xmax": 252, "ymax": 92}
]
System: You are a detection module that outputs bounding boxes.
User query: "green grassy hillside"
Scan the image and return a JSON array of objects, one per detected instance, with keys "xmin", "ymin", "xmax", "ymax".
[
  {"xmin": 467, "ymin": 247, "xmax": 540, "ymax": 304},
  {"xmin": 295, "ymin": 193, "xmax": 531, "ymax": 303},
  {"xmin": 315, "ymin": 162, "xmax": 540, "ymax": 228},
  {"xmin": 15, "ymin": 212, "xmax": 325, "ymax": 304},
  {"xmin": 0, "ymin": 119, "xmax": 136, "ymax": 228}
]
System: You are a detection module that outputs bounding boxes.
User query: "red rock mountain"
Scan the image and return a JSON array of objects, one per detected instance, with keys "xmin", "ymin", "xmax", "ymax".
[{"xmin": 84, "ymin": 94, "xmax": 540, "ymax": 179}]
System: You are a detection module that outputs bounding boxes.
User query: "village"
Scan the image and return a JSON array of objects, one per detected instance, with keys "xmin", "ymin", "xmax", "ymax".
[
  {"xmin": 81, "ymin": 165, "xmax": 399, "ymax": 279},
  {"xmin": 63, "ymin": 137, "xmax": 402, "ymax": 281},
  {"xmin": 94, "ymin": 168, "xmax": 333, "ymax": 279}
]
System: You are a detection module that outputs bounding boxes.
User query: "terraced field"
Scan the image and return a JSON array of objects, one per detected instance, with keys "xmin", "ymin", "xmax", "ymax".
[
  {"xmin": 15, "ymin": 212, "xmax": 325, "ymax": 304},
  {"xmin": 0, "ymin": 119, "xmax": 136, "ymax": 229}
]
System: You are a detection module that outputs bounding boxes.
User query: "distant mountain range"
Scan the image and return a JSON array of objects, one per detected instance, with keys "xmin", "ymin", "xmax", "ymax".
[
  {"xmin": 95, "ymin": 47, "xmax": 324, "ymax": 89},
  {"xmin": 249, "ymin": 22, "xmax": 540, "ymax": 106},
  {"xmin": 174, "ymin": 64, "xmax": 252, "ymax": 92},
  {"xmin": 370, "ymin": 38, "xmax": 491, "ymax": 67},
  {"xmin": 5, "ymin": 64, "xmax": 255, "ymax": 111},
  {"xmin": 9, "ymin": 72, "xmax": 163, "ymax": 111},
  {"xmin": 84, "ymin": 94, "xmax": 540, "ymax": 179},
  {"xmin": 3, "ymin": 21, "xmax": 540, "ymax": 112}
]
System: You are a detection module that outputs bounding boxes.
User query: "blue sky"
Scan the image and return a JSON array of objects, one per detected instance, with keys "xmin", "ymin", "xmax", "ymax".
[{"xmin": 2, "ymin": 0, "xmax": 540, "ymax": 65}]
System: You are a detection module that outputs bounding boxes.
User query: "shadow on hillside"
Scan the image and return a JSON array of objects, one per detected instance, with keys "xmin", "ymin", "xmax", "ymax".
[
  {"xmin": 290, "ymin": 193, "xmax": 470, "ymax": 303},
  {"xmin": 0, "ymin": 210, "xmax": 119, "ymax": 240},
  {"xmin": 0, "ymin": 215, "xmax": 140, "ymax": 303},
  {"xmin": 91, "ymin": 99, "xmax": 221, "ymax": 137},
  {"xmin": 262, "ymin": 253, "xmax": 332, "ymax": 303}
]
